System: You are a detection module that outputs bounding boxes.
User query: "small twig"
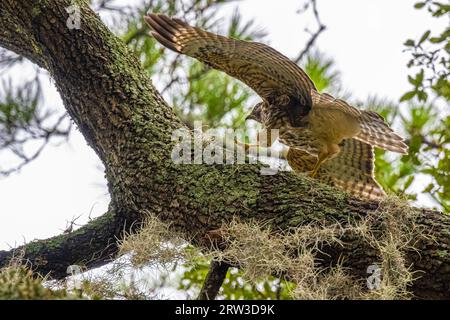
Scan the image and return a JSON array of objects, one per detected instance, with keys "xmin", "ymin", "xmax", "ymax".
[
  {"xmin": 0, "ymin": 113, "xmax": 70, "ymax": 176},
  {"xmin": 62, "ymin": 214, "xmax": 83, "ymax": 234},
  {"xmin": 294, "ymin": 0, "xmax": 326, "ymax": 63},
  {"xmin": 93, "ymin": 0, "xmax": 132, "ymax": 14},
  {"xmin": 0, "ymin": 49, "xmax": 23, "ymax": 71},
  {"xmin": 197, "ymin": 260, "xmax": 230, "ymax": 300},
  {"xmin": 405, "ymin": 135, "xmax": 442, "ymax": 150}
]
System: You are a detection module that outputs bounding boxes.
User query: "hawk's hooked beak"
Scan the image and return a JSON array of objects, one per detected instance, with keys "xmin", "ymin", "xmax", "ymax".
[{"xmin": 245, "ymin": 114, "xmax": 255, "ymax": 121}]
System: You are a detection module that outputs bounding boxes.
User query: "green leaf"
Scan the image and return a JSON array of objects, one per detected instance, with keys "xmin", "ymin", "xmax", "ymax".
[
  {"xmin": 416, "ymin": 69, "xmax": 425, "ymax": 84},
  {"xmin": 414, "ymin": 2, "xmax": 426, "ymax": 9},
  {"xmin": 417, "ymin": 90, "xmax": 428, "ymax": 102},
  {"xmin": 429, "ymin": 37, "xmax": 442, "ymax": 43},
  {"xmin": 404, "ymin": 175, "xmax": 415, "ymax": 190},
  {"xmin": 400, "ymin": 91, "xmax": 416, "ymax": 102},
  {"xmin": 418, "ymin": 30, "xmax": 431, "ymax": 44},
  {"xmin": 423, "ymin": 183, "xmax": 435, "ymax": 193},
  {"xmin": 445, "ymin": 41, "xmax": 450, "ymax": 54},
  {"xmin": 404, "ymin": 39, "xmax": 415, "ymax": 47}
]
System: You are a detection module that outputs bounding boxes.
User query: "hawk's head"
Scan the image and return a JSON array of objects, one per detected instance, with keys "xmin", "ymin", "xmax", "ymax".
[{"xmin": 245, "ymin": 102, "xmax": 264, "ymax": 123}]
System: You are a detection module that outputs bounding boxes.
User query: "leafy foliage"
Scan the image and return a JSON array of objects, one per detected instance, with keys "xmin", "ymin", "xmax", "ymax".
[
  {"xmin": 401, "ymin": 0, "xmax": 449, "ymax": 103},
  {"xmin": 392, "ymin": 0, "xmax": 449, "ymax": 210},
  {"xmin": 181, "ymin": 261, "xmax": 293, "ymax": 300},
  {"xmin": 303, "ymin": 51, "xmax": 341, "ymax": 93}
]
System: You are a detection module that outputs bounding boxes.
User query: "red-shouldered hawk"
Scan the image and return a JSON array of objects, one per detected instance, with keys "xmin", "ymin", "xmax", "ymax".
[{"xmin": 144, "ymin": 13, "xmax": 408, "ymax": 200}]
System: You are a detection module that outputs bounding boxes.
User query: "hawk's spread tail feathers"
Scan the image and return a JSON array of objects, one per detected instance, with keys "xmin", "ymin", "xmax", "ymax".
[
  {"xmin": 287, "ymin": 139, "xmax": 386, "ymax": 200},
  {"xmin": 322, "ymin": 139, "xmax": 386, "ymax": 200}
]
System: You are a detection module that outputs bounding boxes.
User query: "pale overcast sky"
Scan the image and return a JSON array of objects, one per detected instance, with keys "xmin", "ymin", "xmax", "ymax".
[{"xmin": 0, "ymin": 0, "xmax": 447, "ymax": 250}]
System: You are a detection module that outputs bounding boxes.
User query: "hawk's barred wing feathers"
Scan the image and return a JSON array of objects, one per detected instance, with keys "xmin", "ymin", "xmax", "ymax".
[{"xmin": 144, "ymin": 13, "xmax": 316, "ymax": 111}]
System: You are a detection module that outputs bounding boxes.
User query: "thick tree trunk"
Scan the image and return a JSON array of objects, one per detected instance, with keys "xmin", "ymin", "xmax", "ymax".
[{"xmin": 0, "ymin": 0, "xmax": 449, "ymax": 299}]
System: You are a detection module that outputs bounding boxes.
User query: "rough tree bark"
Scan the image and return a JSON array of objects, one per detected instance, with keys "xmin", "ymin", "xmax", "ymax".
[{"xmin": 0, "ymin": 0, "xmax": 449, "ymax": 299}]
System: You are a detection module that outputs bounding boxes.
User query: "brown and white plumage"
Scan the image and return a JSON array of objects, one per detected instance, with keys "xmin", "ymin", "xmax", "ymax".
[
  {"xmin": 310, "ymin": 91, "xmax": 408, "ymax": 154},
  {"xmin": 144, "ymin": 13, "xmax": 408, "ymax": 200},
  {"xmin": 287, "ymin": 139, "xmax": 385, "ymax": 200},
  {"xmin": 251, "ymin": 90, "xmax": 408, "ymax": 156},
  {"xmin": 144, "ymin": 13, "xmax": 316, "ymax": 126}
]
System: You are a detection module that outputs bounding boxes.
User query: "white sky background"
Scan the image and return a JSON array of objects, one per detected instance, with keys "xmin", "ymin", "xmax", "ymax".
[{"xmin": 0, "ymin": 0, "xmax": 447, "ymax": 251}]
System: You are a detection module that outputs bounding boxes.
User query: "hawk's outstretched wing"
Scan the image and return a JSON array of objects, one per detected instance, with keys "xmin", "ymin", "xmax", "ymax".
[
  {"xmin": 144, "ymin": 13, "xmax": 316, "ymax": 121},
  {"xmin": 287, "ymin": 139, "xmax": 385, "ymax": 200}
]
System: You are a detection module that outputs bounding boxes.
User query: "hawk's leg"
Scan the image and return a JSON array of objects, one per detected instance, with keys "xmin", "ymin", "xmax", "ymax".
[
  {"xmin": 257, "ymin": 129, "xmax": 277, "ymax": 148},
  {"xmin": 309, "ymin": 143, "xmax": 340, "ymax": 178},
  {"xmin": 234, "ymin": 138, "xmax": 258, "ymax": 153}
]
